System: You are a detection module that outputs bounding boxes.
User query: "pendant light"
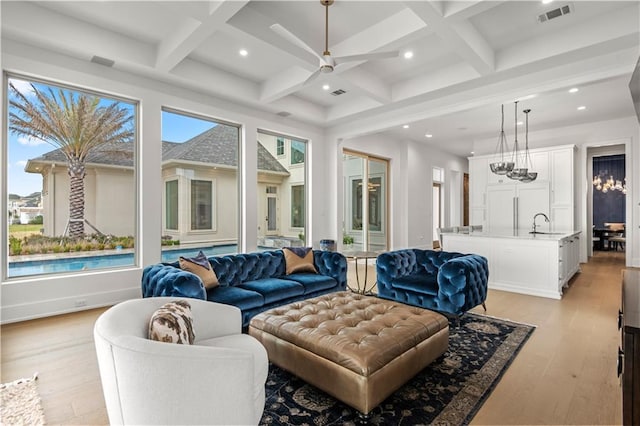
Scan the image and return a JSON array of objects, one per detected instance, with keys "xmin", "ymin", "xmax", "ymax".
[
  {"xmin": 506, "ymin": 101, "xmax": 528, "ymax": 180},
  {"xmin": 489, "ymin": 104, "xmax": 514, "ymax": 175},
  {"xmin": 519, "ymin": 109, "xmax": 538, "ymax": 183}
]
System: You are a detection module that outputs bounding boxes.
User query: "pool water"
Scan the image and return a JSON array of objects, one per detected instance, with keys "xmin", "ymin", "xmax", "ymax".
[{"xmin": 8, "ymin": 245, "xmax": 238, "ymax": 278}]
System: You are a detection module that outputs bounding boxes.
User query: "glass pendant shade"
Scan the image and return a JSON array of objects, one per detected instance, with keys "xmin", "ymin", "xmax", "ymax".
[{"xmin": 489, "ymin": 104, "xmax": 514, "ymax": 175}]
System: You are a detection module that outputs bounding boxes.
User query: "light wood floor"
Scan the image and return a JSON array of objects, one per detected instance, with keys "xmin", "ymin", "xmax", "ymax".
[{"xmin": 1, "ymin": 251, "xmax": 628, "ymax": 425}]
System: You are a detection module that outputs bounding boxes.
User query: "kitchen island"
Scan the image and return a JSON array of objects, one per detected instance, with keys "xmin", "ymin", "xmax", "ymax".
[{"xmin": 442, "ymin": 229, "xmax": 581, "ymax": 299}]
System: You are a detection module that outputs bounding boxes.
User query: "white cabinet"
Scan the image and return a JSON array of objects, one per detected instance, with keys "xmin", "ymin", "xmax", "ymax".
[
  {"xmin": 558, "ymin": 234, "xmax": 580, "ymax": 290},
  {"xmin": 487, "ymin": 181, "xmax": 550, "ymax": 231},
  {"xmin": 469, "ymin": 145, "xmax": 575, "ymax": 233},
  {"xmin": 444, "ymin": 231, "xmax": 581, "ymax": 299},
  {"xmin": 550, "ymin": 147, "xmax": 576, "ymax": 231}
]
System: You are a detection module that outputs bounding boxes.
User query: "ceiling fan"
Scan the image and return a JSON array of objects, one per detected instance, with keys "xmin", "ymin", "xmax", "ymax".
[{"xmin": 270, "ymin": 0, "xmax": 400, "ymax": 85}]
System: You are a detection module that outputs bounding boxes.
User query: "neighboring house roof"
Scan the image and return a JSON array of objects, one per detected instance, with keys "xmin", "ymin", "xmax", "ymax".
[
  {"xmin": 257, "ymin": 141, "xmax": 289, "ymax": 175},
  {"xmin": 25, "ymin": 126, "xmax": 289, "ymax": 175}
]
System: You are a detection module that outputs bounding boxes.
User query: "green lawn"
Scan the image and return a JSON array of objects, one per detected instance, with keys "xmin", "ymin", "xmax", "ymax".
[{"xmin": 9, "ymin": 223, "xmax": 42, "ymax": 238}]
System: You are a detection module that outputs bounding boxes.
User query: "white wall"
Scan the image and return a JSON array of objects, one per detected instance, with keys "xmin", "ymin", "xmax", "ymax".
[
  {"xmin": 472, "ymin": 116, "xmax": 640, "ymax": 267},
  {"xmin": 0, "ymin": 39, "xmax": 327, "ymax": 323}
]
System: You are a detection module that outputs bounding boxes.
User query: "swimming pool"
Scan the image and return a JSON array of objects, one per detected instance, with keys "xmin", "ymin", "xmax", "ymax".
[{"xmin": 8, "ymin": 245, "xmax": 238, "ymax": 278}]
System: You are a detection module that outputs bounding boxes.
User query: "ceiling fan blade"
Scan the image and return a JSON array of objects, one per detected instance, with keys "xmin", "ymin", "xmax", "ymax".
[
  {"xmin": 333, "ymin": 51, "xmax": 400, "ymax": 65},
  {"xmin": 270, "ymin": 23, "xmax": 324, "ymax": 63},
  {"xmin": 303, "ymin": 68, "xmax": 322, "ymax": 86}
]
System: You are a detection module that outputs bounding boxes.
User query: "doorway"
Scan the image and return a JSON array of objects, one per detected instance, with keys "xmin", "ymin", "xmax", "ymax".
[
  {"xmin": 343, "ymin": 150, "xmax": 389, "ymax": 252},
  {"xmin": 587, "ymin": 144, "xmax": 627, "ymax": 258}
]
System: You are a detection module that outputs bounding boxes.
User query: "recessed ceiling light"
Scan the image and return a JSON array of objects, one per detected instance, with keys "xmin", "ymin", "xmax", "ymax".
[
  {"xmin": 322, "ymin": 84, "xmax": 330, "ymax": 91},
  {"xmin": 239, "ymin": 49, "xmax": 248, "ymax": 57},
  {"xmin": 471, "ymin": 151, "xmax": 475, "ymax": 155},
  {"xmin": 542, "ymin": 0, "xmax": 553, "ymax": 4},
  {"xmin": 403, "ymin": 51, "xmax": 414, "ymax": 59},
  {"xmin": 577, "ymin": 106, "xmax": 586, "ymax": 110},
  {"xmin": 425, "ymin": 134, "xmax": 433, "ymax": 138},
  {"xmin": 517, "ymin": 121, "xmax": 524, "ymax": 126},
  {"xmin": 403, "ymin": 124, "xmax": 410, "ymax": 129},
  {"xmin": 569, "ymin": 87, "xmax": 579, "ymax": 93}
]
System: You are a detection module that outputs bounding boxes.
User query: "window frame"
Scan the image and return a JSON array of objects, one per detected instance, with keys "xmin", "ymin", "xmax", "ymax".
[
  {"xmin": 290, "ymin": 184, "xmax": 305, "ymax": 229},
  {"xmin": 3, "ymin": 72, "xmax": 140, "ymax": 280},
  {"xmin": 276, "ymin": 137, "xmax": 285, "ymax": 157},
  {"xmin": 189, "ymin": 178, "xmax": 216, "ymax": 232},
  {"xmin": 164, "ymin": 179, "xmax": 179, "ymax": 231},
  {"xmin": 290, "ymin": 139, "xmax": 306, "ymax": 165}
]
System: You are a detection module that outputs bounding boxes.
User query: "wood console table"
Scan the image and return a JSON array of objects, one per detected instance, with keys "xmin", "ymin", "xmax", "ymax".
[{"xmin": 620, "ymin": 269, "xmax": 640, "ymax": 425}]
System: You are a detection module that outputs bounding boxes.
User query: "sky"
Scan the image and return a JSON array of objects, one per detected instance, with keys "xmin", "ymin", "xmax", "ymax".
[{"xmin": 7, "ymin": 78, "xmax": 215, "ymax": 197}]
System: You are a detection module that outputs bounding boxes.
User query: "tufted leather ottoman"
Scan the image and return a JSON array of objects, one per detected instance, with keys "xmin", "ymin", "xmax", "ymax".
[{"xmin": 248, "ymin": 291, "xmax": 449, "ymax": 417}]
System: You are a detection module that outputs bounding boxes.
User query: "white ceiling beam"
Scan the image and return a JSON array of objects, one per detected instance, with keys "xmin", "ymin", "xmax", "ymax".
[
  {"xmin": 330, "ymin": 8, "xmax": 427, "ymax": 56},
  {"xmin": 2, "ymin": 1, "xmax": 155, "ymax": 68},
  {"xmin": 155, "ymin": 1, "xmax": 249, "ymax": 73},
  {"xmin": 171, "ymin": 57, "xmax": 260, "ymax": 103},
  {"xmin": 227, "ymin": 5, "xmax": 319, "ymax": 67},
  {"xmin": 259, "ymin": 67, "xmax": 316, "ymax": 103},
  {"xmin": 260, "ymin": 8, "xmax": 427, "ymax": 105},
  {"xmin": 444, "ymin": 1, "xmax": 506, "ymax": 21},
  {"xmin": 404, "ymin": 1, "xmax": 495, "ymax": 76}
]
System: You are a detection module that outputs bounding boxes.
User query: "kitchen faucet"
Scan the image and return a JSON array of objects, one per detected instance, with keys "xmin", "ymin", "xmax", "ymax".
[{"xmin": 532, "ymin": 213, "xmax": 550, "ymax": 233}]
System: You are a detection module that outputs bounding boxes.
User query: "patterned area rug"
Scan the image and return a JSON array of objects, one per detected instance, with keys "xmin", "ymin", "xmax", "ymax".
[
  {"xmin": 260, "ymin": 313, "xmax": 534, "ymax": 426},
  {"xmin": 0, "ymin": 373, "xmax": 46, "ymax": 425}
]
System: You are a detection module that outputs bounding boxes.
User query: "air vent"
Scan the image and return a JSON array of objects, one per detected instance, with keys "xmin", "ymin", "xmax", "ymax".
[
  {"xmin": 91, "ymin": 55, "xmax": 115, "ymax": 67},
  {"xmin": 330, "ymin": 89, "xmax": 346, "ymax": 96},
  {"xmin": 276, "ymin": 111, "xmax": 291, "ymax": 117},
  {"xmin": 537, "ymin": 4, "xmax": 572, "ymax": 23}
]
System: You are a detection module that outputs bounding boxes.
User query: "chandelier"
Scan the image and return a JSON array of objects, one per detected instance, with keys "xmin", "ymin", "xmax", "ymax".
[
  {"xmin": 505, "ymin": 102, "xmax": 537, "ymax": 182},
  {"xmin": 489, "ymin": 104, "xmax": 514, "ymax": 175},
  {"xmin": 593, "ymin": 173, "xmax": 627, "ymax": 194},
  {"xmin": 489, "ymin": 101, "xmax": 537, "ymax": 182}
]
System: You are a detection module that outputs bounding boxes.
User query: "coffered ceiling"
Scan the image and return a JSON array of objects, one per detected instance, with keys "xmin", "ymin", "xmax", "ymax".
[{"xmin": 2, "ymin": 1, "xmax": 639, "ymax": 156}]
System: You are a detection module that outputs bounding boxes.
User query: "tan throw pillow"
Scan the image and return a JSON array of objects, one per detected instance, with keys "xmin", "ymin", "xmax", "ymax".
[
  {"xmin": 179, "ymin": 251, "xmax": 218, "ymax": 289},
  {"xmin": 283, "ymin": 247, "xmax": 318, "ymax": 275},
  {"xmin": 148, "ymin": 300, "xmax": 195, "ymax": 344}
]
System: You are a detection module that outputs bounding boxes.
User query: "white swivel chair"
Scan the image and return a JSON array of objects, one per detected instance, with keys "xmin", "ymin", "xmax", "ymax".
[{"xmin": 94, "ymin": 297, "xmax": 268, "ymax": 425}]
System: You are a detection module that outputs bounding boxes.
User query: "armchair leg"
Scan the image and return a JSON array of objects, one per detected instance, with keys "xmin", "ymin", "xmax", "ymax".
[{"xmin": 482, "ymin": 302, "xmax": 487, "ymax": 311}]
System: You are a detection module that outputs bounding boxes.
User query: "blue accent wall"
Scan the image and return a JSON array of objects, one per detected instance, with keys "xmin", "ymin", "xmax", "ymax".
[{"xmin": 593, "ymin": 154, "xmax": 626, "ymax": 228}]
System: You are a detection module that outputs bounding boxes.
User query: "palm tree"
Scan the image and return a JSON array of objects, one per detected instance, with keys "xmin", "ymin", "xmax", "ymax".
[{"xmin": 9, "ymin": 82, "xmax": 133, "ymax": 238}]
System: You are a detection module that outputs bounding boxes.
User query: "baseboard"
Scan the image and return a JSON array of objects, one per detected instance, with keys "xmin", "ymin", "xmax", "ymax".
[
  {"xmin": 1, "ymin": 287, "xmax": 141, "ymax": 324},
  {"xmin": 488, "ymin": 281, "xmax": 562, "ymax": 300}
]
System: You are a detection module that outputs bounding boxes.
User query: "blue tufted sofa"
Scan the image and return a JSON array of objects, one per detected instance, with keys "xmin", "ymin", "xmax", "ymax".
[
  {"xmin": 141, "ymin": 250, "xmax": 347, "ymax": 327},
  {"xmin": 376, "ymin": 249, "xmax": 489, "ymax": 317}
]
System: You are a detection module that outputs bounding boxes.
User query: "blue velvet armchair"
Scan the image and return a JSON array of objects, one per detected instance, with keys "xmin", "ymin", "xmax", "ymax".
[{"xmin": 376, "ymin": 249, "xmax": 488, "ymax": 317}]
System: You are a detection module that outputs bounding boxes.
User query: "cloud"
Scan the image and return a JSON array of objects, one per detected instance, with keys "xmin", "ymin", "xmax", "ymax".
[
  {"xmin": 17, "ymin": 136, "xmax": 46, "ymax": 146},
  {"xmin": 16, "ymin": 160, "xmax": 27, "ymax": 167},
  {"xmin": 8, "ymin": 78, "xmax": 36, "ymax": 97}
]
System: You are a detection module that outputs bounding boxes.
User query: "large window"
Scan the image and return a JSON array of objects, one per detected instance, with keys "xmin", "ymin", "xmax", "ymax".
[
  {"xmin": 6, "ymin": 75, "xmax": 137, "ymax": 278},
  {"xmin": 343, "ymin": 151, "xmax": 388, "ymax": 252},
  {"xmin": 161, "ymin": 109, "xmax": 239, "ymax": 260},
  {"xmin": 256, "ymin": 131, "xmax": 308, "ymax": 247}
]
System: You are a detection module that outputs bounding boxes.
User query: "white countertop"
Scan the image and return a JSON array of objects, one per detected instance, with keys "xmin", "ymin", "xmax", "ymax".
[{"xmin": 443, "ymin": 228, "xmax": 581, "ymax": 241}]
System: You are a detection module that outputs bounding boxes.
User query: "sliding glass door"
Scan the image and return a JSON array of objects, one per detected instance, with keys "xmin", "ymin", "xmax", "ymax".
[{"xmin": 343, "ymin": 151, "xmax": 388, "ymax": 252}]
